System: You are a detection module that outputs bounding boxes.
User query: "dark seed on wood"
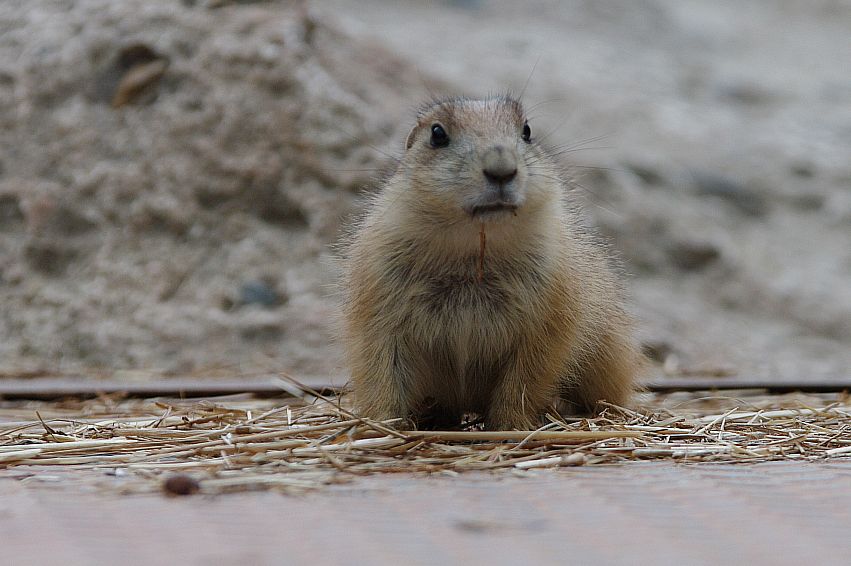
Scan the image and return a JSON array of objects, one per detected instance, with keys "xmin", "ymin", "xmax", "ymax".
[{"xmin": 163, "ymin": 474, "xmax": 200, "ymax": 496}]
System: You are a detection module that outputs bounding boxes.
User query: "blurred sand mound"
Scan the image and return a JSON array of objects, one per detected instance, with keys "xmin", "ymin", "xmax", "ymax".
[{"xmin": 0, "ymin": 0, "xmax": 419, "ymax": 374}]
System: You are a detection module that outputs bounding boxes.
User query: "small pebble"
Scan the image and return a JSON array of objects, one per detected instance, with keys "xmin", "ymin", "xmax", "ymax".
[
  {"xmin": 112, "ymin": 59, "xmax": 168, "ymax": 108},
  {"xmin": 0, "ymin": 194, "xmax": 24, "ymax": 227},
  {"xmin": 239, "ymin": 280, "xmax": 282, "ymax": 307},
  {"xmin": 626, "ymin": 162, "xmax": 665, "ymax": 186},
  {"xmin": 718, "ymin": 82, "xmax": 772, "ymax": 105},
  {"xmin": 563, "ymin": 452, "xmax": 586, "ymax": 466},
  {"xmin": 667, "ymin": 241, "xmax": 721, "ymax": 271},
  {"xmin": 691, "ymin": 171, "xmax": 769, "ymax": 217},
  {"xmin": 642, "ymin": 340, "xmax": 674, "ymax": 363},
  {"xmin": 790, "ymin": 162, "xmax": 815, "ymax": 179}
]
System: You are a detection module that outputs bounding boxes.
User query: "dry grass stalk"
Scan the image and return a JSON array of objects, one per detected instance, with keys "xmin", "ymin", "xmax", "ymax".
[{"xmin": 1, "ymin": 386, "xmax": 850, "ymax": 494}]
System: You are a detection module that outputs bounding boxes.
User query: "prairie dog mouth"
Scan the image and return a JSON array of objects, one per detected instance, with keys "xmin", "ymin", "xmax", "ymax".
[{"xmin": 468, "ymin": 202, "xmax": 519, "ymax": 217}]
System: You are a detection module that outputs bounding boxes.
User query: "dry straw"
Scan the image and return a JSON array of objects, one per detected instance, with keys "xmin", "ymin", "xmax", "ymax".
[{"xmin": 1, "ymin": 377, "xmax": 850, "ymax": 494}]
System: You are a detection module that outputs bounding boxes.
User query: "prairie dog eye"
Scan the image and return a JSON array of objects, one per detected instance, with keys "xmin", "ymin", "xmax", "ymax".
[
  {"xmin": 430, "ymin": 124, "xmax": 449, "ymax": 148},
  {"xmin": 522, "ymin": 121, "xmax": 531, "ymax": 143}
]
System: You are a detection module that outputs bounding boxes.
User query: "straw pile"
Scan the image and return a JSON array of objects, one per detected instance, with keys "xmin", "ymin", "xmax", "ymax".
[{"xmin": 1, "ymin": 377, "xmax": 850, "ymax": 495}]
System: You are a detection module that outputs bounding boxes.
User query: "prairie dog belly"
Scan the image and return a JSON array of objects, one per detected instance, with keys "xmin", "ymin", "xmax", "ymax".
[{"xmin": 403, "ymin": 262, "xmax": 545, "ymax": 409}]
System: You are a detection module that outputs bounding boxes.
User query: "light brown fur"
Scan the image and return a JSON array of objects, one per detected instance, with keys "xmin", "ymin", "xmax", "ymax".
[{"xmin": 341, "ymin": 95, "xmax": 644, "ymax": 429}]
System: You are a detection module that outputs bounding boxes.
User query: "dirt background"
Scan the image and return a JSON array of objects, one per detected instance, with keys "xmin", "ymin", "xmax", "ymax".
[{"xmin": 0, "ymin": 0, "xmax": 849, "ymax": 380}]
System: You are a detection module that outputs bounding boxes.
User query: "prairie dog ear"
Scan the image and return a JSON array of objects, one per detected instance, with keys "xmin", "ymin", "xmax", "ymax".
[{"xmin": 405, "ymin": 124, "xmax": 418, "ymax": 150}]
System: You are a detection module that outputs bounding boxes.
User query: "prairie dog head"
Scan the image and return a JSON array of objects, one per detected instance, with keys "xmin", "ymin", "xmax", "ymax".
[{"xmin": 400, "ymin": 96, "xmax": 557, "ymax": 224}]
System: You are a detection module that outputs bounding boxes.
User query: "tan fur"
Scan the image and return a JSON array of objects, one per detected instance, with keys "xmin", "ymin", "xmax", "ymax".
[{"xmin": 341, "ymin": 95, "xmax": 645, "ymax": 429}]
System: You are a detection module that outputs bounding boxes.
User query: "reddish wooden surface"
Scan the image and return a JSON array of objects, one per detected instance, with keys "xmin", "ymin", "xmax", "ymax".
[{"xmin": 2, "ymin": 462, "xmax": 851, "ymax": 565}]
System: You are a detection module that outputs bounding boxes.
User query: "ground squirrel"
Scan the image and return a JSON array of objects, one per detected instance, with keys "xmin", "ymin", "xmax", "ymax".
[{"xmin": 341, "ymin": 95, "xmax": 644, "ymax": 430}]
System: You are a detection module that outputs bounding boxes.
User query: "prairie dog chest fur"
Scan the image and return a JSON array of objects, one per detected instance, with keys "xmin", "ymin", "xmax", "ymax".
[
  {"xmin": 342, "ymin": 95, "xmax": 644, "ymax": 429},
  {"xmin": 397, "ymin": 239, "xmax": 560, "ymax": 393}
]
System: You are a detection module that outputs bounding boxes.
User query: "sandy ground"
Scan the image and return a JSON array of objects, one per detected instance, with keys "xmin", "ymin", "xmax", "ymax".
[
  {"xmin": 0, "ymin": 0, "xmax": 421, "ymax": 376},
  {"xmin": 1, "ymin": 0, "xmax": 850, "ymax": 379}
]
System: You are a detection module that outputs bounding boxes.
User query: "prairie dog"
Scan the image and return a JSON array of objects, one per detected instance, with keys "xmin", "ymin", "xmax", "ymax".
[{"xmin": 341, "ymin": 95, "xmax": 644, "ymax": 430}]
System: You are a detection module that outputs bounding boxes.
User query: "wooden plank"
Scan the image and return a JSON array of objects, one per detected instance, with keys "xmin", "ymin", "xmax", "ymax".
[
  {"xmin": 0, "ymin": 376, "xmax": 345, "ymax": 400},
  {"xmin": 0, "ymin": 374, "xmax": 849, "ymax": 400},
  {"xmin": 3, "ymin": 465, "xmax": 851, "ymax": 565},
  {"xmin": 645, "ymin": 376, "xmax": 851, "ymax": 393}
]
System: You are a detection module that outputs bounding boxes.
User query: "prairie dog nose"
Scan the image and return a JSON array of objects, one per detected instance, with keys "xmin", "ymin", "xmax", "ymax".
[{"xmin": 482, "ymin": 145, "xmax": 517, "ymax": 184}]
